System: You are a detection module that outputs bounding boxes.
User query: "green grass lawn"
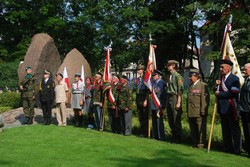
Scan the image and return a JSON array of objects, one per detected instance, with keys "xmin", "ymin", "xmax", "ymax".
[{"xmin": 0, "ymin": 125, "xmax": 249, "ymax": 167}]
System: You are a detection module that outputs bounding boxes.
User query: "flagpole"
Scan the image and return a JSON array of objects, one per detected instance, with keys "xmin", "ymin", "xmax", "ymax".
[
  {"xmin": 147, "ymin": 33, "xmax": 153, "ymax": 138},
  {"xmin": 101, "ymin": 41, "xmax": 113, "ymax": 131},
  {"xmin": 207, "ymin": 15, "xmax": 232, "ymax": 153}
]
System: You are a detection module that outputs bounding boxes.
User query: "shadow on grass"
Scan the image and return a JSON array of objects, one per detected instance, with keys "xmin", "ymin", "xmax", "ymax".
[
  {"xmin": 110, "ymin": 149, "xmax": 217, "ymax": 167},
  {"xmin": 0, "ymin": 160, "xmax": 11, "ymax": 166}
]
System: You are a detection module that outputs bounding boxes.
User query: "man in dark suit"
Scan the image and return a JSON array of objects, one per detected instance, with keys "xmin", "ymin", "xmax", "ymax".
[
  {"xmin": 39, "ymin": 70, "xmax": 55, "ymax": 125},
  {"xmin": 215, "ymin": 59, "xmax": 241, "ymax": 154},
  {"xmin": 151, "ymin": 70, "xmax": 167, "ymax": 141},
  {"xmin": 238, "ymin": 63, "xmax": 250, "ymax": 157}
]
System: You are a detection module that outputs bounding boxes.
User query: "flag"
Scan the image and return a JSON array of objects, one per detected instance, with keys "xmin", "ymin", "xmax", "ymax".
[
  {"xmin": 80, "ymin": 65, "xmax": 85, "ymax": 87},
  {"xmin": 221, "ymin": 24, "xmax": 244, "ymax": 86},
  {"xmin": 144, "ymin": 44, "xmax": 157, "ymax": 91},
  {"xmin": 144, "ymin": 44, "xmax": 161, "ymax": 110},
  {"xmin": 63, "ymin": 66, "xmax": 70, "ymax": 89},
  {"xmin": 103, "ymin": 47, "xmax": 115, "ymax": 105}
]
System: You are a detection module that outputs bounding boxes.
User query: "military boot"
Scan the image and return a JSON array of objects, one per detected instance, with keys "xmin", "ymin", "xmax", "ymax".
[{"xmin": 28, "ymin": 117, "xmax": 33, "ymax": 125}]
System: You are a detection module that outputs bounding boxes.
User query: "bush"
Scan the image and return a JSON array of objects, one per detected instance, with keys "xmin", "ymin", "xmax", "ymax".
[{"xmin": 0, "ymin": 92, "xmax": 21, "ymax": 109}]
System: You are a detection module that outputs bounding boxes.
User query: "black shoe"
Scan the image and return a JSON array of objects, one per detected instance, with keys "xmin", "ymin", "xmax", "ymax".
[
  {"xmin": 28, "ymin": 117, "xmax": 33, "ymax": 125},
  {"xmin": 46, "ymin": 118, "xmax": 51, "ymax": 125},
  {"xmin": 78, "ymin": 115, "xmax": 83, "ymax": 127}
]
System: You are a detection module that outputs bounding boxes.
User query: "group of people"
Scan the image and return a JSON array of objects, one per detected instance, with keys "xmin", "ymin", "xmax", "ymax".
[{"xmin": 18, "ymin": 59, "xmax": 250, "ymax": 157}]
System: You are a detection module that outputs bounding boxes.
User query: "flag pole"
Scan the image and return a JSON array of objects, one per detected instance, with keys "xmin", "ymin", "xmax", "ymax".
[
  {"xmin": 147, "ymin": 33, "xmax": 153, "ymax": 138},
  {"xmin": 207, "ymin": 15, "xmax": 232, "ymax": 153},
  {"xmin": 101, "ymin": 41, "xmax": 113, "ymax": 131}
]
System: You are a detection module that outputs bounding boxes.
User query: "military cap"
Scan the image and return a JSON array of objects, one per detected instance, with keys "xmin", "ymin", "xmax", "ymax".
[
  {"xmin": 25, "ymin": 66, "xmax": 32, "ymax": 71},
  {"xmin": 167, "ymin": 60, "xmax": 179, "ymax": 65},
  {"xmin": 152, "ymin": 69, "xmax": 163, "ymax": 76},
  {"xmin": 56, "ymin": 73, "xmax": 63, "ymax": 78},
  {"xmin": 44, "ymin": 70, "xmax": 51, "ymax": 75},
  {"xmin": 189, "ymin": 68, "xmax": 200, "ymax": 76},
  {"xmin": 95, "ymin": 70, "xmax": 103, "ymax": 76},
  {"xmin": 220, "ymin": 59, "xmax": 233, "ymax": 66},
  {"xmin": 75, "ymin": 73, "xmax": 81, "ymax": 77},
  {"xmin": 137, "ymin": 65, "xmax": 145, "ymax": 70}
]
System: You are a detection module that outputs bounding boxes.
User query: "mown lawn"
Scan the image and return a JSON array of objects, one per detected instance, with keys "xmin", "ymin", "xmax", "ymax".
[{"xmin": 0, "ymin": 125, "xmax": 249, "ymax": 167}]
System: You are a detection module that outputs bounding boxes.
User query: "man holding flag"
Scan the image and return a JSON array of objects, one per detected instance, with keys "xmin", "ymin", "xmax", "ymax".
[{"xmin": 151, "ymin": 70, "xmax": 167, "ymax": 141}]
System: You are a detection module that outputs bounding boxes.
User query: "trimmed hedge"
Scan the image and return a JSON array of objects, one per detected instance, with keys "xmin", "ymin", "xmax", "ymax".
[{"xmin": 0, "ymin": 92, "xmax": 21, "ymax": 109}]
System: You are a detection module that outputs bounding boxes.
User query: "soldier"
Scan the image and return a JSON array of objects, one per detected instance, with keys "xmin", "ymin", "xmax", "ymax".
[
  {"xmin": 136, "ymin": 65, "xmax": 149, "ymax": 137},
  {"xmin": 108, "ymin": 75, "xmax": 121, "ymax": 133},
  {"xmin": 39, "ymin": 70, "xmax": 55, "ymax": 125},
  {"xmin": 19, "ymin": 66, "xmax": 37, "ymax": 125},
  {"xmin": 151, "ymin": 70, "xmax": 167, "ymax": 141},
  {"xmin": 72, "ymin": 73, "xmax": 84, "ymax": 127},
  {"xmin": 92, "ymin": 72, "xmax": 104, "ymax": 131},
  {"xmin": 238, "ymin": 63, "xmax": 250, "ymax": 157},
  {"xmin": 215, "ymin": 59, "xmax": 241, "ymax": 154},
  {"xmin": 166, "ymin": 60, "xmax": 184, "ymax": 143},
  {"xmin": 187, "ymin": 69, "xmax": 210, "ymax": 148},
  {"xmin": 118, "ymin": 75, "xmax": 132, "ymax": 136},
  {"xmin": 55, "ymin": 73, "xmax": 69, "ymax": 126}
]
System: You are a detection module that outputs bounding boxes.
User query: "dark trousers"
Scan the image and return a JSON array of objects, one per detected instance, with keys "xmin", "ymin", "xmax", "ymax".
[
  {"xmin": 121, "ymin": 110, "xmax": 132, "ymax": 136},
  {"xmin": 167, "ymin": 96, "xmax": 182, "ymax": 141},
  {"xmin": 41, "ymin": 101, "xmax": 53, "ymax": 123},
  {"xmin": 136, "ymin": 101, "xmax": 148, "ymax": 136},
  {"xmin": 94, "ymin": 104, "xmax": 103, "ymax": 130},
  {"xmin": 219, "ymin": 112, "xmax": 241, "ymax": 154},
  {"xmin": 241, "ymin": 112, "xmax": 250, "ymax": 155},
  {"xmin": 22, "ymin": 97, "xmax": 35, "ymax": 117},
  {"xmin": 189, "ymin": 116, "xmax": 207, "ymax": 146},
  {"xmin": 108, "ymin": 108, "xmax": 121, "ymax": 134},
  {"xmin": 152, "ymin": 110, "xmax": 166, "ymax": 141}
]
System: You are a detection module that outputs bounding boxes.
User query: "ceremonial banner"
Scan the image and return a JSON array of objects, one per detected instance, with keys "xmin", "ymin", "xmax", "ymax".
[
  {"xmin": 103, "ymin": 47, "xmax": 115, "ymax": 105},
  {"xmin": 221, "ymin": 24, "xmax": 244, "ymax": 86},
  {"xmin": 81, "ymin": 65, "xmax": 85, "ymax": 87}
]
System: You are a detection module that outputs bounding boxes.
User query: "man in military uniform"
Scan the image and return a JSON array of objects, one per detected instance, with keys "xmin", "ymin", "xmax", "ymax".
[
  {"xmin": 215, "ymin": 59, "xmax": 241, "ymax": 154},
  {"xmin": 39, "ymin": 70, "xmax": 55, "ymax": 125},
  {"xmin": 166, "ymin": 60, "xmax": 184, "ymax": 143},
  {"xmin": 92, "ymin": 71, "xmax": 104, "ymax": 131},
  {"xmin": 187, "ymin": 69, "xmax": 210, "ymax": 148},
  {"xmin": 107, "ymin": 75, "xmax": 121, "ymax": 133},
  {"xmin": 118, "ymin": 75, "xmax": 132, "ymax": 136},
  {"xmin": 151, "ymin": 70, "xmax": 167, "ymax": 141},
  {"xmin": 19, "ymin": 66, "xmax": 37, "ymax": 125},
  {"xmin": 136, "ymin": 65, "xmax": 149, "ymax": 137}
]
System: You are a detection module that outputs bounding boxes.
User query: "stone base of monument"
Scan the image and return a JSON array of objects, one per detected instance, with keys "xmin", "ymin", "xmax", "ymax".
[{"xmin": 1, "ymin": 107, "xmax": 75, "ymax": 129}]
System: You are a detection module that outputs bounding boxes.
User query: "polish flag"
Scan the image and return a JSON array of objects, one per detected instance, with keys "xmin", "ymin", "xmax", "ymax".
[
  {"xmin": 103, "ymin": 47, "xmax": 115, "ymax": 105},
  {"xmin": 80, "ymin": 65, "xmax": 85, "ymax": 87},
  {"xmin": 63, "ymin": 66, "xmax": 70, "ymax": 89}
]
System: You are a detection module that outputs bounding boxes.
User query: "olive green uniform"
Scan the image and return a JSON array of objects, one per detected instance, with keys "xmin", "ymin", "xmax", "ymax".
[
  {"xmin": 118, "ymin": 83, "xmax": 132, "ymax": 135},
  {"xmin": 20, "ymin": 74, "xmax": 37, "ymax": 121},
  {"xmin": 187, "ymin": 80, "xmax": 210, "ymax": 147},
  {"xmin": 166, "ymin": 71, "xmax": 184, "ymax": 142},
  {"xmin": 107, "ymin": 83, "xmax": 121, "ymax": 133}
]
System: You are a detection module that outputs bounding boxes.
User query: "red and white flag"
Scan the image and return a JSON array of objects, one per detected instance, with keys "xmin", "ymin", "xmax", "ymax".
[
  {"xmin": 80, "ymin": 65, "xmax": 85, "ymax": 87},
  {"xmin": 103, "ymin": 47, "xmax": 115, "ymax": 105},
  {"xmin": 221, "ymin": 24, "xmax": 244, "ymax": 86},
  {"xmin": 63, "ymin": 66, "xmax": 70, "ymax": 89},
  {"xmin": 144, "ymin": 44, "xmax": 161, "ymax": 110}
]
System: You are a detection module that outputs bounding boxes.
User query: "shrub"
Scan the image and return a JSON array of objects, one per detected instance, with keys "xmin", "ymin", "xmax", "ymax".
[{"xmin": 0, "ymin": 92, "xmax": 21, "ymax": 108}]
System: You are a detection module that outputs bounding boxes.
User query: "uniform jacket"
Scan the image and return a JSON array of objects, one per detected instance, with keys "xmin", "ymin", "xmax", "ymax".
[
  {"xmin": 187, "ymin": 80, "xmax": 210, "ymax": 117},
  {"xmin": 20, "ymin": 74, "xmax": 36, "ymax": 98},
  {"xmin": 135, "ymin": 75, "xmax": 148, "ymax": 105},
  {"xmin": 238, "ymin": 78, "xmax": 250, "ymax": 113},
  {"xmin": 167, "ymin": 71, "xmax": 184, "ymax": 95},
  {"xmin": 107, "ymin": 82, "xmax": 119, "ymax": 108},
  {"xmin": 92, "ymin": 79, "xmax": 103, "ymax": 104},
  {"xmin": 217, "ymin": 73, "xmax": 240, "ymax": 115},
  {"xmin": 118, "ymin": 83, "xmax": 132, "ymax": 110},
  {"xmin": 39, "ymin": 78, "xmax": 55, "ymax": 102},
  {"xmin": 151, "ymin": 79, "xmax": 167, "ymax": 110}
]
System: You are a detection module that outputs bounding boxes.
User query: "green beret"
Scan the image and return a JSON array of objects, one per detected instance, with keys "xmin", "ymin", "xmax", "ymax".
[
  {"xmin": 167, "ymin": 60, "xmax": 179, "ymax": 65},
  {"xmin": 25, "ymin": 66, "xmax": 32, "ymax": 71}
]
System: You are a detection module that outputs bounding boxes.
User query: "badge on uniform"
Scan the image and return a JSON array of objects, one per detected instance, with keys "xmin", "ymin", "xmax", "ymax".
[{"xmin": 192, "ymin": 89, "xmax": 201, "ymax": 94}]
